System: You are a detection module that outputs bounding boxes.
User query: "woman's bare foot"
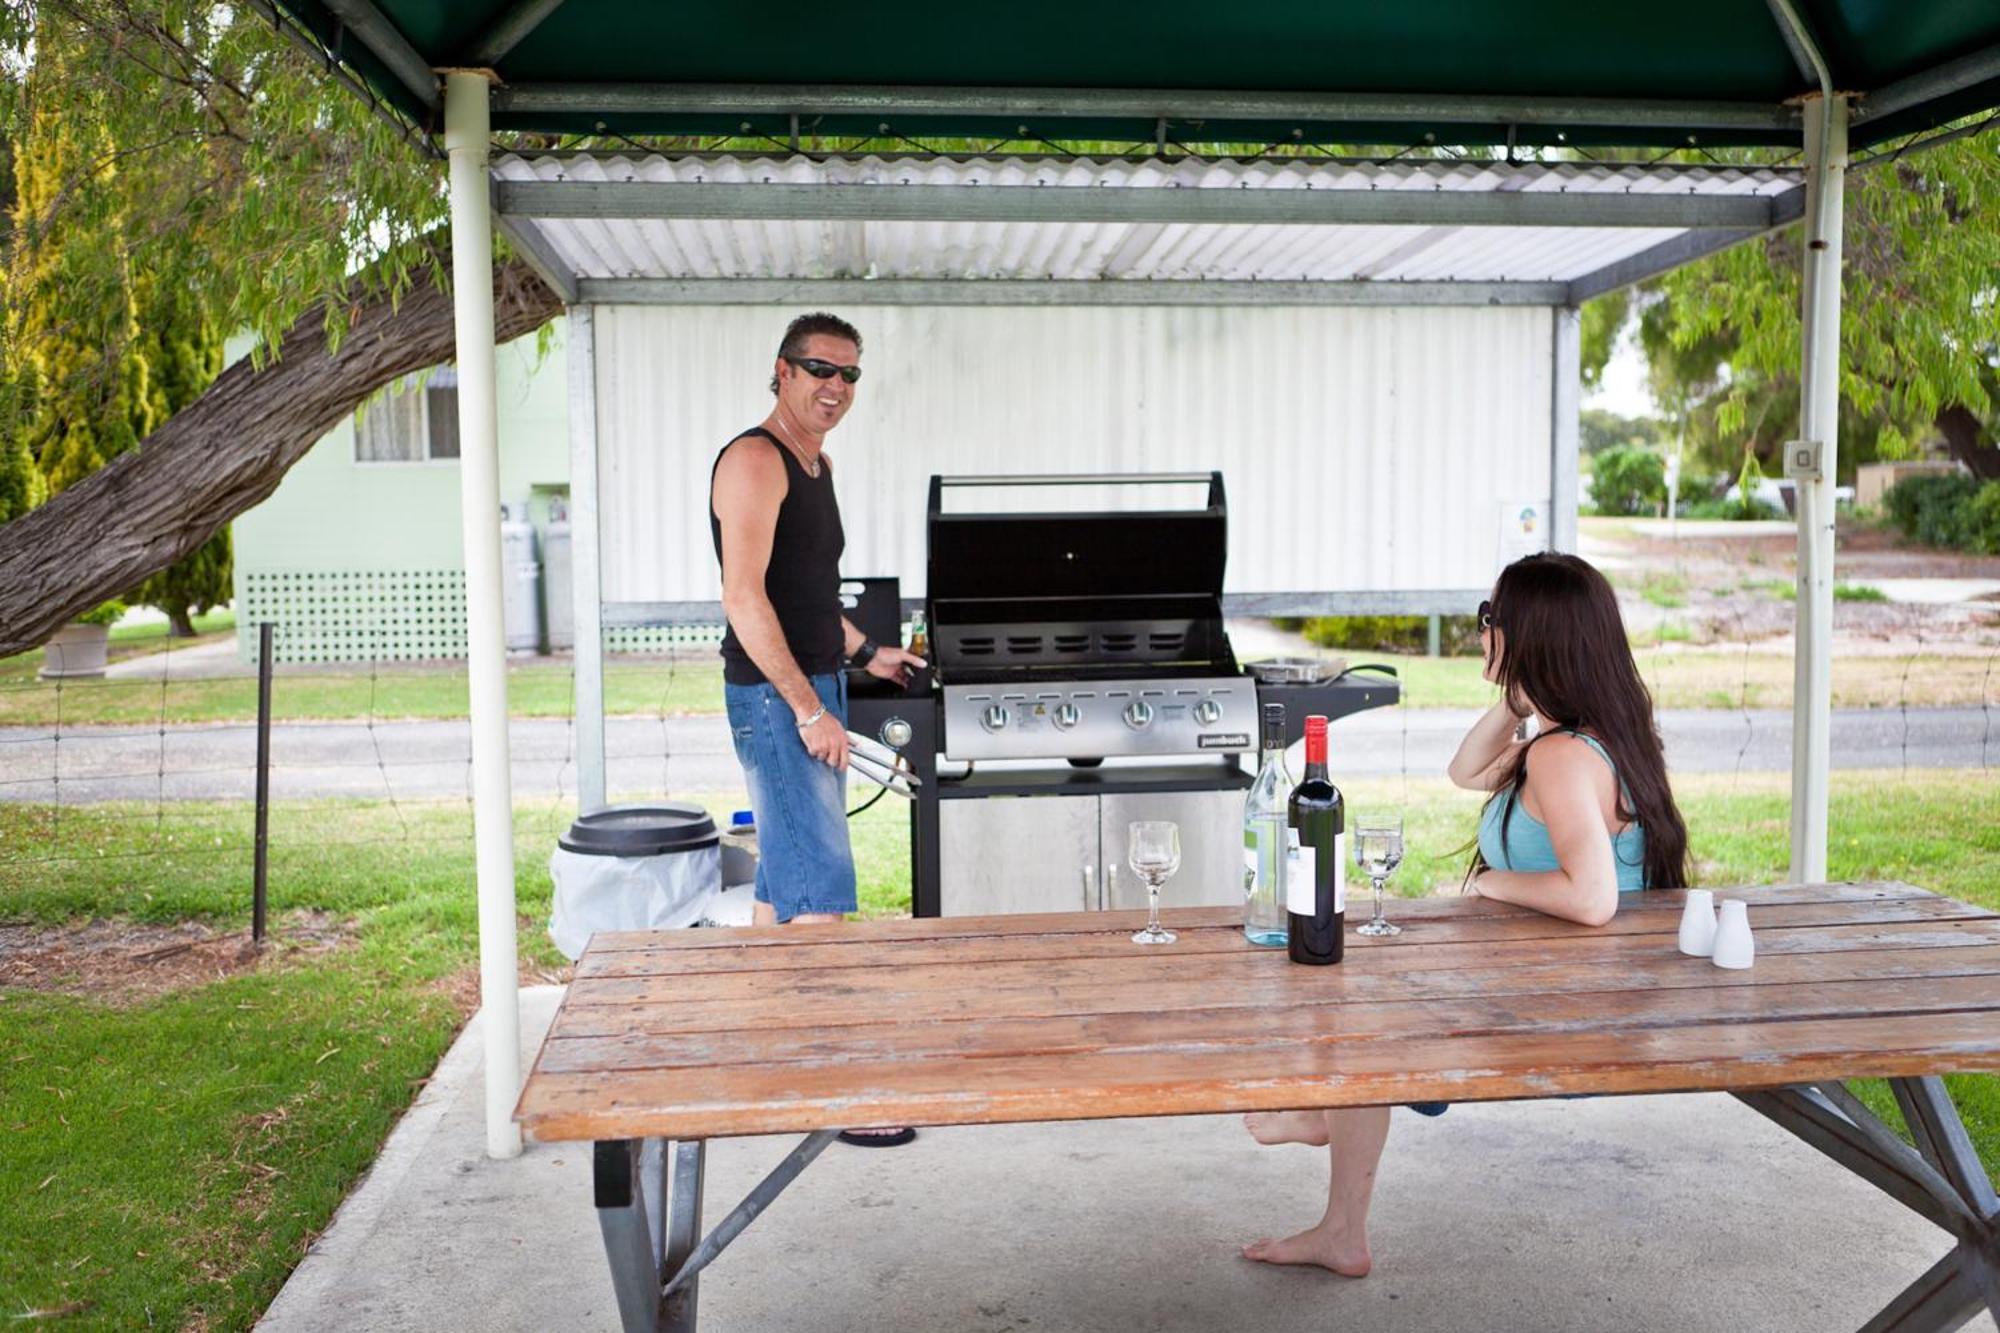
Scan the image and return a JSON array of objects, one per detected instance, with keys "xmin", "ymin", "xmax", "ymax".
[
  {"xmin": 1240, "ymin": 1222, "xmax": 1372, "ymax": 1277},
  {"xmin": 1243, "ymin": 1111, "xmax": 1331, "ymax": 1147}
]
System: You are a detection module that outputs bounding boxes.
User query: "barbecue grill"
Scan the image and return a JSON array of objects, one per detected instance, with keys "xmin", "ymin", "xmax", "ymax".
[{"xmin": 845, "ymin": 472, "xmax": 1398, "ymax": 918}]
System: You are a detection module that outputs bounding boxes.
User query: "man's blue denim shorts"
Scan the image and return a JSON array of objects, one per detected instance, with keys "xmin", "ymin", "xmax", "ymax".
[{"xmin": 724, "ymin": 671, "xmax": 857, "ymax": 922}]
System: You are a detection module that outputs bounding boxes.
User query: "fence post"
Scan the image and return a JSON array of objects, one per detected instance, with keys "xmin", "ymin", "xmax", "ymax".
[
  {"xmin": 1426, "ymin": 614, "xmax": 1442, "ymax": 659},
  {"xmin": 253, "ymin": 622, "xmax": 273, "ymax": 944}
]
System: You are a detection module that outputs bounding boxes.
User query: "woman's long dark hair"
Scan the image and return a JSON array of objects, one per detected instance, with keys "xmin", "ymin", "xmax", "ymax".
[{"xmin": 1478, "ymin": 552, "xmax": 1689, "ymax": 890}]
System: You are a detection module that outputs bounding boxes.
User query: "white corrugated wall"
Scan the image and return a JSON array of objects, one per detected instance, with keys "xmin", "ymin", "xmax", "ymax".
[{"xmin": 593, "ymin": 303, "xmax": 1553, "ymax": 606}]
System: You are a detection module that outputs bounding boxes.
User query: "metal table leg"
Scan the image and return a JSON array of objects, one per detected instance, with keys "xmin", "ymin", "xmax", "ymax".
[
  {"xmin": 1735, "ymin": 1076, "xmax": 2000, "ymax": 1332},
  {"xmin": 592, "ymin": 1130, "xmax": 839, "ymax": 1333}
]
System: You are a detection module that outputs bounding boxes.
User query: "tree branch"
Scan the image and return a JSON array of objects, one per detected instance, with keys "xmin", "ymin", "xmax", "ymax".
[{"xmin": 0, "ymin": 240, "xmax": 561, "ymax": 656}]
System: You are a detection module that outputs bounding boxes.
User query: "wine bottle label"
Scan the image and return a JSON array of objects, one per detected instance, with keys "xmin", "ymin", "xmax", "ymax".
[
  {"xmin": 1333, "ymin": 831, "xmax": 1348, "ymax": 914},
  {"xmin": 1286, "ymin": 842, "xmax": 1316, "ymax": 915}
]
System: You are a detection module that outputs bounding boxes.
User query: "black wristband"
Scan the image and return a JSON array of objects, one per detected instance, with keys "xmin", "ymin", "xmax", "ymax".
[{"xmin": 849, "ymin": 638, "xmax": 879, "ymax": 668}]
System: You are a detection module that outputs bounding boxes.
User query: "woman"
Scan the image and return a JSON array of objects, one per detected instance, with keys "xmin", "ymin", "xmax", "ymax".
[{"xmin": 1240, "ymin": 551, "xmax": 1689, "ymax": 1277}]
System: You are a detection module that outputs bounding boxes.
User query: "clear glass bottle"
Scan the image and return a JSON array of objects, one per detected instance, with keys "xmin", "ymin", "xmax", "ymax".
[
  {"xmin": 1241, "ymin": 702, "xmax": 1291, "ymax": 946},
  {"xmin": 906, "ymin": 607, "xmax": 929, "ymax": 659}
]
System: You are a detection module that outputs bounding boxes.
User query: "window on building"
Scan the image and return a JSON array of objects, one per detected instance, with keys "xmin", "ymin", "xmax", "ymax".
[{"xmin": 355, "ymin": 366, "xmax": 461, "ymax": 462}]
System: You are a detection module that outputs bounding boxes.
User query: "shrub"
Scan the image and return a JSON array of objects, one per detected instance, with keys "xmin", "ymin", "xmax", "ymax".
[
  {"xmin": 74, "ymin": 600, "xmax": 126, "ymax": 627},
  {"xmin": 1681, "ymin": 494, "xmax": 1784, "ymax": 521},
  {"xmin": 1832, "ymin": 583, "xmax": 1887, "ymax": 603},
  {"xmin": 1301, "ymin": 614, "xmax": 1481, "ymax": 656},
  {"xmin": 1966, "ymin": 482, "xmax": 2000, "ymax": 555},
  {"xmin": 1881, "ymin": 473, "xmax": 1986, "ymax": 550},
  {"xmin": 1588, "ymin": 446, "xmax": 1666, "ymax": 516}
]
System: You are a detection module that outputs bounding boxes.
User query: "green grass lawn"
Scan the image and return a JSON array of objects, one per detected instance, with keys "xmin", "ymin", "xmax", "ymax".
[{"xmin": 3, "ymin": 772, "xmax": 1995, "ymax": 1325}]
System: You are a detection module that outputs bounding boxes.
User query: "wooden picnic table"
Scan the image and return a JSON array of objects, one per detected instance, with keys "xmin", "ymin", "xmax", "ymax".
[{"xmin": 516, "ymin": 882, "xmax": 2000, "ymax": 1333}]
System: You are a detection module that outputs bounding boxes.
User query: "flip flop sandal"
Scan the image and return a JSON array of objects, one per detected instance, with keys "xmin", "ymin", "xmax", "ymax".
[{"xmin": 838, "ymin": 1128, "xmax": 918, "ymax": 1148}]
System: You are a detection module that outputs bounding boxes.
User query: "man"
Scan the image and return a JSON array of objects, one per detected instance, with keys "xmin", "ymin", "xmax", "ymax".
[{"xmin": 709, "ymin": 312, "xmax": 924, "ymax": 1145}]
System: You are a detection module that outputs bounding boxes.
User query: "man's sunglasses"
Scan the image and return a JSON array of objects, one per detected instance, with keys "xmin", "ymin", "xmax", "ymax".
[
  {"xmin": 785, "ymin": 356, "xmax": 862, "ymax": 384},
  {"xmin": 1478, "ymin": 600, "xmax": 1497, "ymax": 631}
]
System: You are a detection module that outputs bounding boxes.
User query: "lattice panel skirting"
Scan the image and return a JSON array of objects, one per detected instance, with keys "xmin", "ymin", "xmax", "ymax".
[
  {"xmin": 238, "ymin": 570, "xmax": 469, "ymax": 663},
  {"xmin": 604, "ymin": 625, "xmax": 724, "ymax": 653},
  {"xmin": 237, "ymin": 571, "xmax": 726, "ymax": 663}
]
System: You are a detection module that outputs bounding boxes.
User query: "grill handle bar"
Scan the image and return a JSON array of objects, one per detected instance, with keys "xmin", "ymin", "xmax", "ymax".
[
  {"xmin": 929, "ymin": 471, "xmax": 1225, "ymax": 520},
  {"xmin": 938, "ymin": 472, "xmax": 1213, "ymax": 487}
]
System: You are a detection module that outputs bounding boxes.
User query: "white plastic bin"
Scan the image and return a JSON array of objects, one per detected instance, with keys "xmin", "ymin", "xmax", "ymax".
[{"xmin": 548, "ymin": 803, "xmax": 722, "ymax": 961}]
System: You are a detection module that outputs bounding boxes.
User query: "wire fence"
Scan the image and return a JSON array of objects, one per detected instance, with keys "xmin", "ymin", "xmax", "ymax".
[
  {"xmin": 0, "ymin": 623, "xmax": 722, "ymax": 885},
  {"xmin": 0, "ymin": 606, "xmax": 1994, "ymax": 903}
]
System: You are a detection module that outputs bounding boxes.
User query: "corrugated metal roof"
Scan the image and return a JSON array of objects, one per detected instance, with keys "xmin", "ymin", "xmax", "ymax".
[{"xmin": 491, "ymin": 153, "xmax": 1802, "ymax": 289}]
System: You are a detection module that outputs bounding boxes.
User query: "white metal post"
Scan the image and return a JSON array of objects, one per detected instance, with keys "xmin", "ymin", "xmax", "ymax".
[
  {"xmin": 1549, "ymin": 306, "xmax": 1582, "ymax": 553},
  {"xmin": 567, "ymin": 304, "xmax": 608, "ymax": 812},
  {"xmin": 1789, "ymin": 93, "xmax": 1848, "ymax": 883},
  {"xmin": 445, "ymin": 70, "xmax": 523, "ymax": 1159}
]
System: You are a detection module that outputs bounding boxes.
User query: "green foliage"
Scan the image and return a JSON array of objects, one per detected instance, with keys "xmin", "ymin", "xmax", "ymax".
[
  {"xmin": 1580, "ymin": 407, "xmax": 1664, "ymax": 455},
  {"xmin": 1640, "ymin": 132, "xmax": 2000, "ymax": 479},
  {"xmin": 1589, "ymin": 444, "xmax": 1667, "ymax": 516},
  {"xmin": 1300, "ymin": 615, "xmax": 1480, "ymax": 656},
  {"xmin": 73, "ymin": 599, "xmax": 124, "ymax": 626},
  {"xmin": 1881, "ymin": 473, "xmax": 2000, "ymax": 553},
  {"xmin": 1578, "ymin": 289, "xmax": 1631, "ymax": 391},
  {"xmin": 1681, "ymin": 493, "xmax": 1785, "ymax": 520},
  {"xmin": 1833, "ymin": 582, "xmax": 1887, "ymax": 602}
]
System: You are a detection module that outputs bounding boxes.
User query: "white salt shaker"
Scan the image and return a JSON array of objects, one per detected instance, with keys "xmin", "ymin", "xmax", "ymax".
[
  {"xmin": 1712, "ymin": 899, "xmax": 1755, "ymax": 970},
  {"xmin": 1677, "ymin": 889, "xmax": 1717, "ymax": 957}
]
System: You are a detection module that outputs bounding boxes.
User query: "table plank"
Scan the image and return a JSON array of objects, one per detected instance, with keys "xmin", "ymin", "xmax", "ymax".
[
  {"xmin": 574, "ymin": 896, "xmax": 1991, "ymax": 979},
  {"xmin": 534, "ymin": 973, "xmax": 2000, "ymax": 1077},
  {"xmin": 577, "ymin": 882, "xmax": 1937, "ymax": 955},
  {"xmin": 550, "ymin": 938, "xmax": 2000, "ymax": 1041},
  {"xmin": 558, "ymin": 918, "xmax": 2000, "ymax": 1018},
  {"xmin": 516, "ymin": 1011, "xmax": 2000, "ymax": 1142}
]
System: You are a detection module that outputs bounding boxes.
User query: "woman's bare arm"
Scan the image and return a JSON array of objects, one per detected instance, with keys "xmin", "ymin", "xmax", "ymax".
[
  {"xmin": 1467, "ymin": 737, "xmax": 1622, "ymax": 926},
  {"xmin": 1447, "ymin": 699, "xmax": 1527, "ymax": 791}
]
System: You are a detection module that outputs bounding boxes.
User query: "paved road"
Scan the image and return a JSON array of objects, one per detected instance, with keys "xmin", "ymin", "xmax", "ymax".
[{"xmin": 1, "ymin": 707, "xmax": 1992, "ymax": 803}]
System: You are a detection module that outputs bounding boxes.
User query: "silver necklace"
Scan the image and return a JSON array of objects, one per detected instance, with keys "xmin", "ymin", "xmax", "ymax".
[{"xmin": 767, "ymin": 415, "xmax": 821, "ymax": 478}]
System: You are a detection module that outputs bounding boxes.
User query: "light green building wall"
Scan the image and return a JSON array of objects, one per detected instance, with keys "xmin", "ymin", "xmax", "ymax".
[{"xmin": 232, "ymin": 320, "xmax": 570, "ymax": 661}]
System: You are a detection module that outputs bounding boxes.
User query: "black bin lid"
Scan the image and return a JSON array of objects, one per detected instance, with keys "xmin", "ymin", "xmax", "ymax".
[{"xmin": 558, "ymin": 803, "xmax": 719, "ymax": 857}]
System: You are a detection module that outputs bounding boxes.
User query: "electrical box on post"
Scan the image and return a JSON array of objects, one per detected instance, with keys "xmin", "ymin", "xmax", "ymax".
[{"xmin": 1783, "ymin": 439, "xmax": 1825, "ymax": 482}]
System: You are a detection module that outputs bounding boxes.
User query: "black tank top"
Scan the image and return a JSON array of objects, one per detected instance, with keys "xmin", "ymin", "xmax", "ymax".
[{"xmin": 709, "ymin": 427, "xmax": 846, "ymax": 685}]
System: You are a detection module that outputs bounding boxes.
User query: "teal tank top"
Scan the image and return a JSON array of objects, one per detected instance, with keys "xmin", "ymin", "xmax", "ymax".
[{"xmin": 1477, "ymin": 731, "xmax": 1649, "ymax": 892}]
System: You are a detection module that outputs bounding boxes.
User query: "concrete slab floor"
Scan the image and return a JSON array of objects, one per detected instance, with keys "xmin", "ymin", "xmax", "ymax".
[{"xmin": 259, "ymin": 989, "xmax": 1997, "ymax": 1333}]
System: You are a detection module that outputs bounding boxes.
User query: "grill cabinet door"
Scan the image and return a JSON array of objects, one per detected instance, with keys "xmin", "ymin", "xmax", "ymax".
[
  {"xmin": 1100, "ymin": 790, "xmax": 1249, "ymax": 912},
  {"xmin": 938, "ymin": 794, "xmax": 1101, "ymax": 916}
]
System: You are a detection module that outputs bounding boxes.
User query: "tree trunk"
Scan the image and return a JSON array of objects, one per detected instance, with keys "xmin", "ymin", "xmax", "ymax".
[
  {"xmin": 0, "ymin": 243, "xmax": 560, "ymax": 657},
  {"xmin": 1936, "ymin": 404, "xmax": 2000, "ymax": 481}
]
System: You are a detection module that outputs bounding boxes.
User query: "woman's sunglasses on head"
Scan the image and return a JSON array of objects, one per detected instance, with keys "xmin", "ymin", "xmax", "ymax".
[{"xmin": 786, "ymin": 356, "xmax": 862, "ymax": 384}]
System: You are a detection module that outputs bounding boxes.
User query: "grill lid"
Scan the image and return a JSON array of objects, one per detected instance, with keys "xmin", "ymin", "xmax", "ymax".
[{"xmin": 926, "ymin": 472, "xmax": 1227, "ymax": 605}]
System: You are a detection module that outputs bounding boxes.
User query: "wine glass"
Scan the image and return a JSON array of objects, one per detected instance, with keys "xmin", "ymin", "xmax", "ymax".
[
  {"xmin": 1353, "ymin": 814, "xmax": 1404, "ymax": 938},
  {"xmin": 1127, "ymin": 821, "xmax": 1180, "ymax": 945}
]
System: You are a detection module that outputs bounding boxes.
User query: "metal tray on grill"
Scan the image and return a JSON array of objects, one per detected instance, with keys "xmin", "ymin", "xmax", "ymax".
[{"xmin": 1246, "ymin": 656, "xmax": 1346, "ymax": 685}]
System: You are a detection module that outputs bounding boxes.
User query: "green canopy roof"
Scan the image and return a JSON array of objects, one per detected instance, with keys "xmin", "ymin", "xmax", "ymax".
[{"xmin": 277, "ymin": 0, "xmax": 1999, "ymax": 151}]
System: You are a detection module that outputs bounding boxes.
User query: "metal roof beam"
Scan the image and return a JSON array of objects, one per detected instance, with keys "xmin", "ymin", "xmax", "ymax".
[
  {"xmin": 1853, "ymin": 40, "xmax": 2000, "ymax": 125},
  {"xmin": 492, "ymin": 81, "xmax": 1798, "ymax": 136},
  {"xmin": 467, "ymin": 0, "xmax": 570, "ymax": 67},
  {"xmin": 495, "ymin": 180, "xmax": 1782, "ymax": 230},
  {"xmin": 1565, "ymin": 184, "xmax": 1806, "ymax": 303},
  {"xmin": 571, "ymin": 277, "xmax": 1570, "ymax": 307},
  {"xmin": 492, "ymin": 211, "xmax": 580, "ymax": 303},
  {"xmin": 321, "ymin": 0, "xmax": 439, "ymax": 108}
]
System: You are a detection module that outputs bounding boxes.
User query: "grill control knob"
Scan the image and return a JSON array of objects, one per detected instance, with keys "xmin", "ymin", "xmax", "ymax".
[
  {"xmin": 1123, "ymin": 699, "xmax": 1155, "ymax": 730},
  {"xmin": 879, "ymin": 717, "xmax": 914, "ymax": 749},
  {"xmin": 1194, "ymin": 699, "xmax": 1224, "ymax": 726},
  {"xmin": 980, "ymin": 703, "xmax": 1011, "ymax": 733},
  {"xmin": 1052, "ymin": 702, "xmax": 1082, "ymax": 731}
]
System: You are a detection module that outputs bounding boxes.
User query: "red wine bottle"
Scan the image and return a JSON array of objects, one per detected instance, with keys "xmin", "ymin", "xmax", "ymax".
[{"xmin": 1286, "ymin": 714, "xmax": 1346, "ymax": 966}]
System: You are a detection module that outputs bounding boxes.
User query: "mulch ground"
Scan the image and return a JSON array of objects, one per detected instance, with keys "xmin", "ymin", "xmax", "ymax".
[{"xmin": 0, "ymin": 913, "xmax": 351, "ymax": 1005}]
